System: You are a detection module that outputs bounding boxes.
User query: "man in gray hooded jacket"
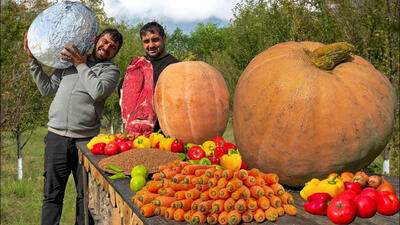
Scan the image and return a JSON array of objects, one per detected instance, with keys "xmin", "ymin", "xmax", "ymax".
[{"xmin": 24, "ymin": 28, "xmax": 123, "ymax": 225}]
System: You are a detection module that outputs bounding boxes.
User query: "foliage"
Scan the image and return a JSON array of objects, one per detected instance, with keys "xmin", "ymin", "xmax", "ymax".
[
  {"xmin": 189, "ymin": 23, "xmax": 229, "ymax": 60},
  {"xmin": 0, "ymin": 0, "xmax": 51, "ymax": 168}
]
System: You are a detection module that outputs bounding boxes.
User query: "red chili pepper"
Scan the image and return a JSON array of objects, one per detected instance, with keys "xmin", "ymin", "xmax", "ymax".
[
  {"xmin": 188, "ymin": 146, "xmax": 206, "ymax": 160},
  {"xmin": 223, "ymin": 142, "xmax": 237, "ymax": 154},
  {"xmin": 344, "ymin": 181, "xmax": 362, "ymax": 194},
  {"xmin": 213, "ymin": 136, "xmax": 226, "ymax": 147},
  {"xmin": 171, "ymin": 138, "xmax": 185, "ymax": 153},
  {"xmin": 207, "ymin": 153, "xmax": 220, "ymax": 165},
  {"xmin": 91, "ymin": 142, "xmax": 105, "ymax": 154},
  {"xmin": 214, "ymin": 146, "xmax": 225, "ymax": 158}
]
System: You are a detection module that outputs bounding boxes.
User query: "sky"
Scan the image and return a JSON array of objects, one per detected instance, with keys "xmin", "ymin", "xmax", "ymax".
[{"xmin": 103, "ymin": 0, "xmax": 242, "ymax": 34}]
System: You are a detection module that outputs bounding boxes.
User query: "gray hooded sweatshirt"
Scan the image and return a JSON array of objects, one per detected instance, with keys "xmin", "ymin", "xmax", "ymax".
[{"xmin": 30, "ymin": 59, "xmax": 120, "ymax": 138}]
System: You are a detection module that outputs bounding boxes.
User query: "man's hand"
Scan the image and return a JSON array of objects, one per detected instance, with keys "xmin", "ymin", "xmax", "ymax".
[
  {"xmin": 61, "ymin": 44, "xmax": 87, "ymax": 68},
  {"xmin": 24, "ymin": 32, "xmax": 35, "ymax": 60}
]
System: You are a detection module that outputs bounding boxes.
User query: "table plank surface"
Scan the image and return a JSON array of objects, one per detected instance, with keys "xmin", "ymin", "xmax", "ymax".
[{"xmin": 77, "ymin": 141, "xmax": 399, "ymax": 225}]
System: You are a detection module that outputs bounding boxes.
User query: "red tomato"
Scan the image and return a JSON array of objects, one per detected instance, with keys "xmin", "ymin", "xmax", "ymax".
[
  {"xmin": 360, "ymin": 187, "xmax": 379, "ymax": 202},
  {"xmin": 115, "ymin": 137, "xmax": 126, "ymax": 146},
  {"xmin": 119, "ymin": 142, "xmax": 131, "ymax": 152},
  {"xmin": 327, "ymin": 197, "xmax": 357, "ymax": 224},
  {"xmin": 337, "ymin": 190, "xmax": 358, "ymax": 200},
  {"xmin": 376, "ymin": 191, "xmax": 400, "ymax": 216},
  {"xmin": 125, "ymin": 140, "xmax": 134, "ymax": 149},
  {"xmin": 354, "ymin": 194, "xmax": 376, "ymax": 218},
  {"xmin": 105, "ymin": 141, "xmax": 120, "ymax": 155},
  {"xmin": 187, "ymin": 146, "xmax": 206, "ymax": 160},
  {"xmin": 344, "ymin": 181, "xmax": 362, "ymax": 194}
]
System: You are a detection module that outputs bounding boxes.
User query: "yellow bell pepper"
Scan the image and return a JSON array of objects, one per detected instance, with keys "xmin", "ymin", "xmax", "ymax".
[
  {"xmin": 133, "ymin": 136, "xmax": 151, "ymax": 149},
  {"xmin": 159, "ymin": 137, "xmax": 174, "ymax": 151},
  {"xmin": 86, "ymin": 134, "xmax": 115, "ymax": 149},
  {"xmin": 202, "ymin": 140, "xmax": 216, "ymax": 157},
  {"xmin": 300, "ymin": 176, "xmax": 345, "ymax": 200},
  {"xmin": 220, "ymin": 149, "xmax": 242, "ymax": 171},
  {"xmin": 149, "ymin": 130, "xmax": 164, "ymax": 148},
  {"xmin": 300, "ymin": 178, "xmax": 321, "ymax": 200},
  {"xmin": 318, "ymin": 176, "xmax": 345, "ymax": 198}
]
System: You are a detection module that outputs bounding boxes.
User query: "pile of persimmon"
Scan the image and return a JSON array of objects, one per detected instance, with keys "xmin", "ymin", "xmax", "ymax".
[{"xmin": 132, "ymin": 161, "xmax": 297, "ymax": 224}]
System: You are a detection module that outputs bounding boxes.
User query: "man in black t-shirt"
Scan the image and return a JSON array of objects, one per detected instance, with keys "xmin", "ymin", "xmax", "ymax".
[{"xmin": 119, "ymin": 22, "xmax": 178, "ymax": 134}]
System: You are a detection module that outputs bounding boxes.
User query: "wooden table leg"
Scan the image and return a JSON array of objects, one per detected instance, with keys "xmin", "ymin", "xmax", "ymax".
[{"xmin": 82, "ymin": 155, "xmax": 89, "ymax": 225}]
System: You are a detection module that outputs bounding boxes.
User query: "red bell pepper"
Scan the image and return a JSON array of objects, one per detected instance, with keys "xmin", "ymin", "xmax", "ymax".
[
  {"xmin": 207, "ymin": 153, "xmax": 220, "ymax": 165},
  {"xmin": 304, "ymin": 193, "xmax": 332, "ymax": 216},
  {"xmin": 307, "ymin": 192, "xmax": 332, "ymax": 203},
  {"xmin": 188, "ymin": 146, "xmax": 206, "ymax": 160},
  {"xmin": 91, "ymin": 142, "xmax": 105, "ymax": 154},
  {"xmin": 213, "ymin": 136, "xmax": 226, "ymax": 147},
  {"xmin": 344, "ymin": 181, "xmax": 362, "ymax": 194},
  {"xmin": 171, "ymin": 138, "xmax": 185, "ymax": 153},
  {"xmin": 304, "ymin": 200, "xmax": 330, "ymax": 215},
  {"xmin": 214, "ymin": 146, "xmax": 225, "ymax": 158},
  {"xmin": 223, "ymin": 142, "xmax": 237, "ymax": 154},
  {"xmin": 240, "ymin": 159, "xmax": 248, "ymax": 169}
]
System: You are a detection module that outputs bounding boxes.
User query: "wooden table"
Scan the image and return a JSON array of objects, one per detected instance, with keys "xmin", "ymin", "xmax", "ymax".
[{"xmin": 77, "ymin": 141, "xmax": 400, "ymax": 225}]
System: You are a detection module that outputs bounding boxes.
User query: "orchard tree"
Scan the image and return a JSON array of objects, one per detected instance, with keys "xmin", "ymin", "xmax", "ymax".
[{"xmin": 1, "ymin": 0, "xmax": 51, "ymax": 180}]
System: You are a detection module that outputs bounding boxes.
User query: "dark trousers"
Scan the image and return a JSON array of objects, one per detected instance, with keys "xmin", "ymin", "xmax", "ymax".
[{"xmin": 41, "ymin": 131, "xmax": 93, "ymax": 225}]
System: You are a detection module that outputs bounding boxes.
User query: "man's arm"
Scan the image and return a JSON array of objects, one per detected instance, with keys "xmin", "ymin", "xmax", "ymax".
[{"xmin": 77, "ymin": 64, "xmax": 120, "ymax": 101}]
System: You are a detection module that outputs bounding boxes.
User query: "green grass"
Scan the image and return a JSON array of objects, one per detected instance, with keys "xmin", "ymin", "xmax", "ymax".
[{"xmin": 1, "ymin": 127, "xmax": 76, "ymax": 225}]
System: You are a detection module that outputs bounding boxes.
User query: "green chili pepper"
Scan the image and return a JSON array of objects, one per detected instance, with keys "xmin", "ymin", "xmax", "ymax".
[
  {"xmin": 189, "ymin": 159, "xmax": 200, "ymax": 164},
  {"xmin": 178, "ymin": 153, "xmax": 186, "ymax": 161},
  {"xmin": 214, "ymin": 165, "xmax": 227, "ymax": 170},
  {"xmin": 199, "ymin": 157, "xmax": 212, "ymax": 165},
  {"xmin": 108, "ymin": 173, "xmax": 128, "ymax": 179},
  {"xmin": 105, "ymin": 165, "xmax": 124, "ymax": 173}
]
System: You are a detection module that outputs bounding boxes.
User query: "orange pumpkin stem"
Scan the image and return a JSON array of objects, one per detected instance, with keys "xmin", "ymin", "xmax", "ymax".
[{"xmin": 307, "ymin": 42, "xmax": 354, "ymax": 70}]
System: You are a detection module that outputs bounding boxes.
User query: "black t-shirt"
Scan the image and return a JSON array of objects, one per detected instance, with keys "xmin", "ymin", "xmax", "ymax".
[
  {"xmin": 118, "ymin": 53, "xmax": 179, "ymax": 97},
  {"xmin": 146, "ymin": 53, "xmax": 179, "ymax": 87}
]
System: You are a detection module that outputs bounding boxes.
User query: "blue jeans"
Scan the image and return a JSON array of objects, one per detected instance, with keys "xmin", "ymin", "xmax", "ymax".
[{"xmin": 41, "ymin": 131, "xmax": 93, "ymax": 225}]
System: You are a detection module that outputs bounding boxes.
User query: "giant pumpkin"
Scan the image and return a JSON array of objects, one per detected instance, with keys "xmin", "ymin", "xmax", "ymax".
[
  {"xmin": 233, "ymin": 41, "xmax": 396, "ymax": 187},
  {"xmin": 155, "ymin": 61, "xmax": 230, "ymax": 144}
]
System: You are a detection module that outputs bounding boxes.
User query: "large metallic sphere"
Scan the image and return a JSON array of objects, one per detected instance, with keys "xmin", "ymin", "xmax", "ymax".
[{"xmin": 27, "ymin": 1, "xmax": 97, "ymax": 68}]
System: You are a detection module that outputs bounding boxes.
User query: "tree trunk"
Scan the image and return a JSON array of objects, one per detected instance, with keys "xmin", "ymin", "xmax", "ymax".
[
  {"xmin": 382, "ymin": 143, "xmax": 391, "ymax": 175},
  {"xmin": 110, "ymin": 123, "xmax": 114, "ymax": 134},
  {"xmin": 16, "ymin": 125, "xmax": 22, "ymax": 180}
]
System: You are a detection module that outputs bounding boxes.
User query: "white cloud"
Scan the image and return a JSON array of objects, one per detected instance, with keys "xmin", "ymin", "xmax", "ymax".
[{"xmin": 103, "ymin": 0, "xmax": 242, "ymax": 23}]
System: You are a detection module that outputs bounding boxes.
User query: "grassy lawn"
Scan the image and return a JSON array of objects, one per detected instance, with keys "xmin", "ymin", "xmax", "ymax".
[{"xmin": 1, "ymin": 127, "xmax": 76, "ymax": 225}]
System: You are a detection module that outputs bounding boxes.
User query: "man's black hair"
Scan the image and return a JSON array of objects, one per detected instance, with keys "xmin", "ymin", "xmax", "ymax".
[
  {"xmin": 97, "ymin": 28, "xmax": 123, "ymax": 52},
  {"xmin": 140, "ymin": 21, "xmax": 165, "ymax": 39}
]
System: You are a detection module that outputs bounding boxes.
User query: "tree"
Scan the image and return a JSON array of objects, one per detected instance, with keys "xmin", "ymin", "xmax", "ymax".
[
  {"xmin": 1, "ymin": 0, "xmax": 51, "ymax": 180},
  {"xmin": 189, "ymin": 23, "xmax": 228, "ymax": 60},
  {"xmin": 167, "ymin": 28, "xmax": 193, "ymax": 61}
]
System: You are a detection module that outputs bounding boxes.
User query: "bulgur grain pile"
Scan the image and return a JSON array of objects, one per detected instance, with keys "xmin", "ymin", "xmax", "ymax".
[{"xmin": 98, "ymin": 148, "xmax": 181, "ymax": 175}]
